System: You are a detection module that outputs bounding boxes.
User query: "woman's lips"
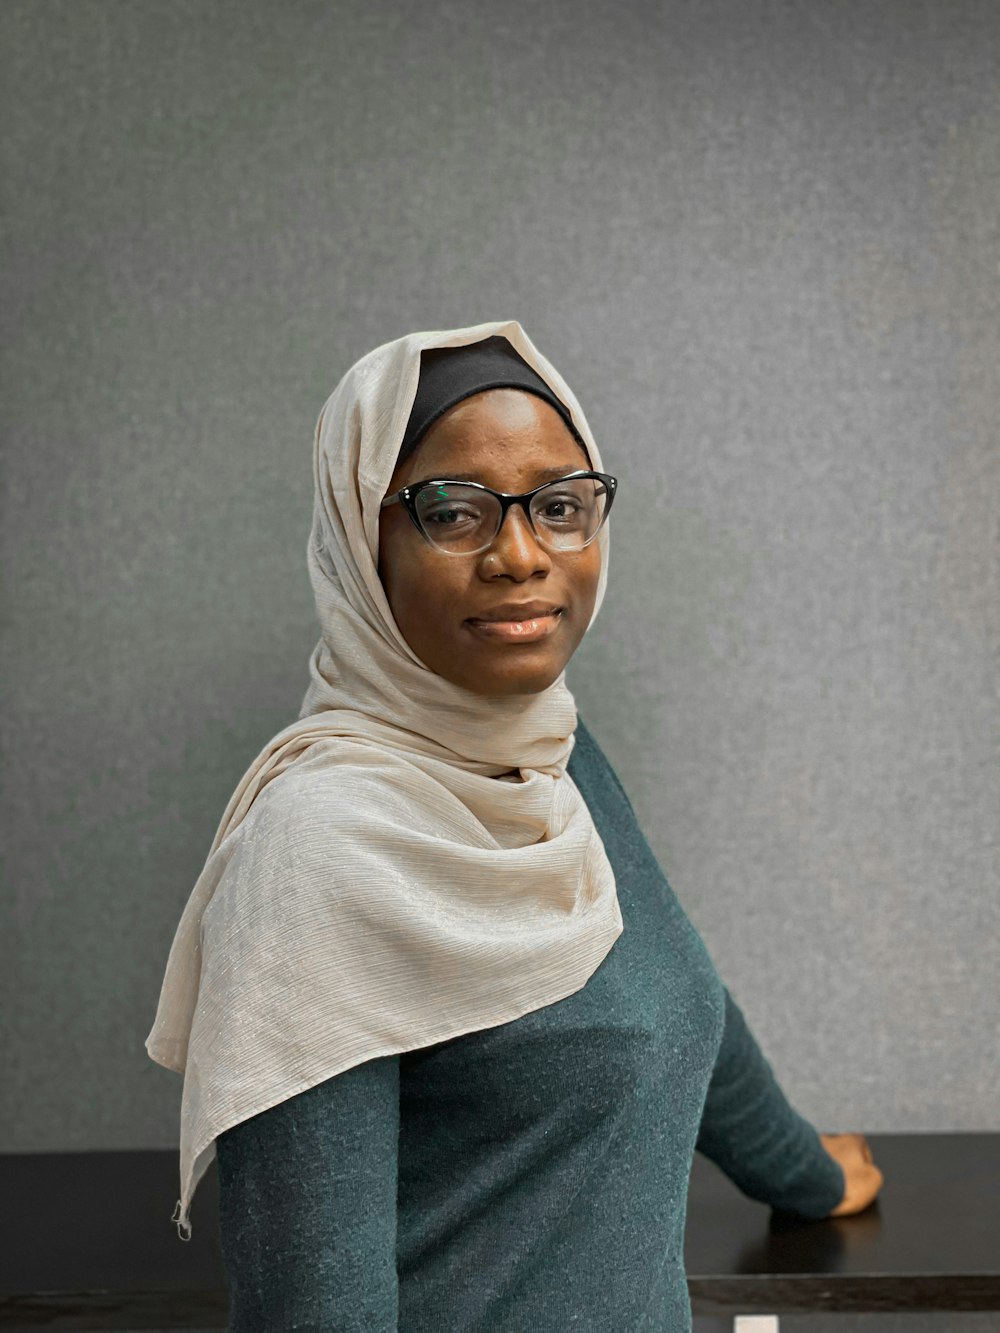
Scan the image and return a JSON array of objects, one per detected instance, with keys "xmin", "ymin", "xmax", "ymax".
[{"xmin": 466, "ymin": 610, "xmax": 563, "ymax": 643}]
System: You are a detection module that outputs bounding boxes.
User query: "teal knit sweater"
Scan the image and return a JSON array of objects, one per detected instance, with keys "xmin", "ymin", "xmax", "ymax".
[{"xmin": 215, "ymin": 715, "xmax": 845, "ymax": 1331}]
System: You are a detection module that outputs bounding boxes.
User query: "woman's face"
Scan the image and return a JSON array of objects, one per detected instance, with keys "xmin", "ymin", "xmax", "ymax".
[{"xmin": 377, "ymin": 388, "xmax": 602, "ymax": 697}]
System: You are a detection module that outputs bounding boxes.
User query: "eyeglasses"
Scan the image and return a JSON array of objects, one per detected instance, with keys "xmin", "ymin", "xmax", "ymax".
[{"xmin": 379, "ymin": 470, "xmax": 618, "ymax": 556}]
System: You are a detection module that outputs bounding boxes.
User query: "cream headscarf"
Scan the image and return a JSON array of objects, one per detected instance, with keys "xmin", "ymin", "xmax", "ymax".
[{"xmin": 144, "ymin": 318, "xmax": 623, "ymax": 1241}]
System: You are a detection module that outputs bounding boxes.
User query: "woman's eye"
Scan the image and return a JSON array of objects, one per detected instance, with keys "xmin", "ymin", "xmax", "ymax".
[{"xmin": 426, "ymin": 507, "xmax": 476, "ymax": 525}]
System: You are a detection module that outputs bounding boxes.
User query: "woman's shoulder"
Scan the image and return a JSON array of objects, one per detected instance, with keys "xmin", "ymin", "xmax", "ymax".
[
  {"xmin": 568, "ymin": 715, "xmax": 610, "ymax": 784},
  {"xmin": 570, "ymin": 712, "xmax": 601, "ymax": 758},
  {"xmin": 569, "ymin": 715, "xmax": 637, "ymax": 817}
]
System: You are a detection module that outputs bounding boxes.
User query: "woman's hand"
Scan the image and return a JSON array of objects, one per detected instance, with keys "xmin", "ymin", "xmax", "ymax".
[{"xmin": 819, "ymin": 1132, "xmax": 885, "ymax": 1216}]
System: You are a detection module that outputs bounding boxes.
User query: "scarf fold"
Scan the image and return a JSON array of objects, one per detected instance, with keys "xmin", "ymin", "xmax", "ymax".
[{"xmin": 145, "ymin": 318, "xmax": 623, "ymax": 1241}]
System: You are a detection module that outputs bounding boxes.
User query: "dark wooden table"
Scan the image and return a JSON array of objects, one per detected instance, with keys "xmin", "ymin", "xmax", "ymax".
[{"xmin": 0, "ymin": 1134, "xmax": 996, "ymax": 1330}]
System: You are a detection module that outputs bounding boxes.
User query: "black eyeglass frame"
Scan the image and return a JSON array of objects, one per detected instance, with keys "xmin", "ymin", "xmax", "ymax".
[{"xmin": 379, "ymin": 469, "xmax": 618, "ymax": 555}]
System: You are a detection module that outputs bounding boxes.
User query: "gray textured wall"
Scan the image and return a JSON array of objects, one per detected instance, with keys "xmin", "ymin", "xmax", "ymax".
[{"xmin": 1, "ymin": 0, "xmax": 997, "ymax": 1161}]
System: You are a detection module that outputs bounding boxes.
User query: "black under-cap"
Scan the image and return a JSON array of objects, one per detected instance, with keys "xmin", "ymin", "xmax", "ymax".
[{"xmin": 396, "ymin": 335, "xmax": 592, "ymax": 471}]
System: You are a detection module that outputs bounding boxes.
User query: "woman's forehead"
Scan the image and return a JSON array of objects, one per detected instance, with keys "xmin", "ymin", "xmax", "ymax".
[{"xmin": 409, "ymin": 393, "xmax": 585, "ymax": 461}]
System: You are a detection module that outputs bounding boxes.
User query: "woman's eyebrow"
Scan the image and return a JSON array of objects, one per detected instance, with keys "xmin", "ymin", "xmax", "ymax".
[{"xmin": 412, "ymin": 465, "xmax": 580, "ymax": 485}]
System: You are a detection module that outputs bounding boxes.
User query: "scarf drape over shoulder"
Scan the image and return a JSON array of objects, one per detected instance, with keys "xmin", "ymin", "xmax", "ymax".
[{"xmin": 144, "ymin": 319, "xmax": 623, "ymax": 1240}]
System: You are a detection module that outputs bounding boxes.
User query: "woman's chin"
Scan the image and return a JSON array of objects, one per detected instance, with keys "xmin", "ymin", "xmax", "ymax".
[{"xmin": 455, "ymin": 660, "xmax": 565, "ymax": 698}]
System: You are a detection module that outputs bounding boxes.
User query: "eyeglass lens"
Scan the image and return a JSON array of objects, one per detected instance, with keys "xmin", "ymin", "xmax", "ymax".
[{"xmin": 414, "ymin": 477, "xmax": 609, "ymax": 553}]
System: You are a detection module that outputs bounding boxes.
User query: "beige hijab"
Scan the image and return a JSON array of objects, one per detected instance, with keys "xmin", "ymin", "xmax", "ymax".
[{"xmin": 144, "ymin": 318, "xmax": 623, "ymax": 1240}]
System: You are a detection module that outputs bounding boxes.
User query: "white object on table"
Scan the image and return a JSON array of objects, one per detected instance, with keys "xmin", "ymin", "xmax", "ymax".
[{"xmin": 734, "ymin": 1318, "xmax": 780, "ymax": 1333}]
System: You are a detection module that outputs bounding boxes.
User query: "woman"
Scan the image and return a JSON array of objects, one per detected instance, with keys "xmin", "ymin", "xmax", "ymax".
[{"xmin": 146, "ymin": 319, "xmax": 882, "ymax": 1330}]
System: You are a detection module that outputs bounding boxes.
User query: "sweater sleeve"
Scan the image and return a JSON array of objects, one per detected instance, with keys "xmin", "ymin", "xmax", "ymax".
[
  {"xmin": 694, "ymin": 985, "xmax": 845, "ymax": 1219},
  {"xmin": 215, "ymin": 1052, "xmax": 401, "ymax": 1331}
]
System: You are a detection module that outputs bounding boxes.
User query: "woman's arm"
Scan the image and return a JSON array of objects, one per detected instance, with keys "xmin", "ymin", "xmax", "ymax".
[
  {"xmin": 216, "ymin": 1052, "xmax": 401, "ymax": 1330},
  {"xmin": 694, "ymin": 985, "xmax": 846, "ymax": 1219}
]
